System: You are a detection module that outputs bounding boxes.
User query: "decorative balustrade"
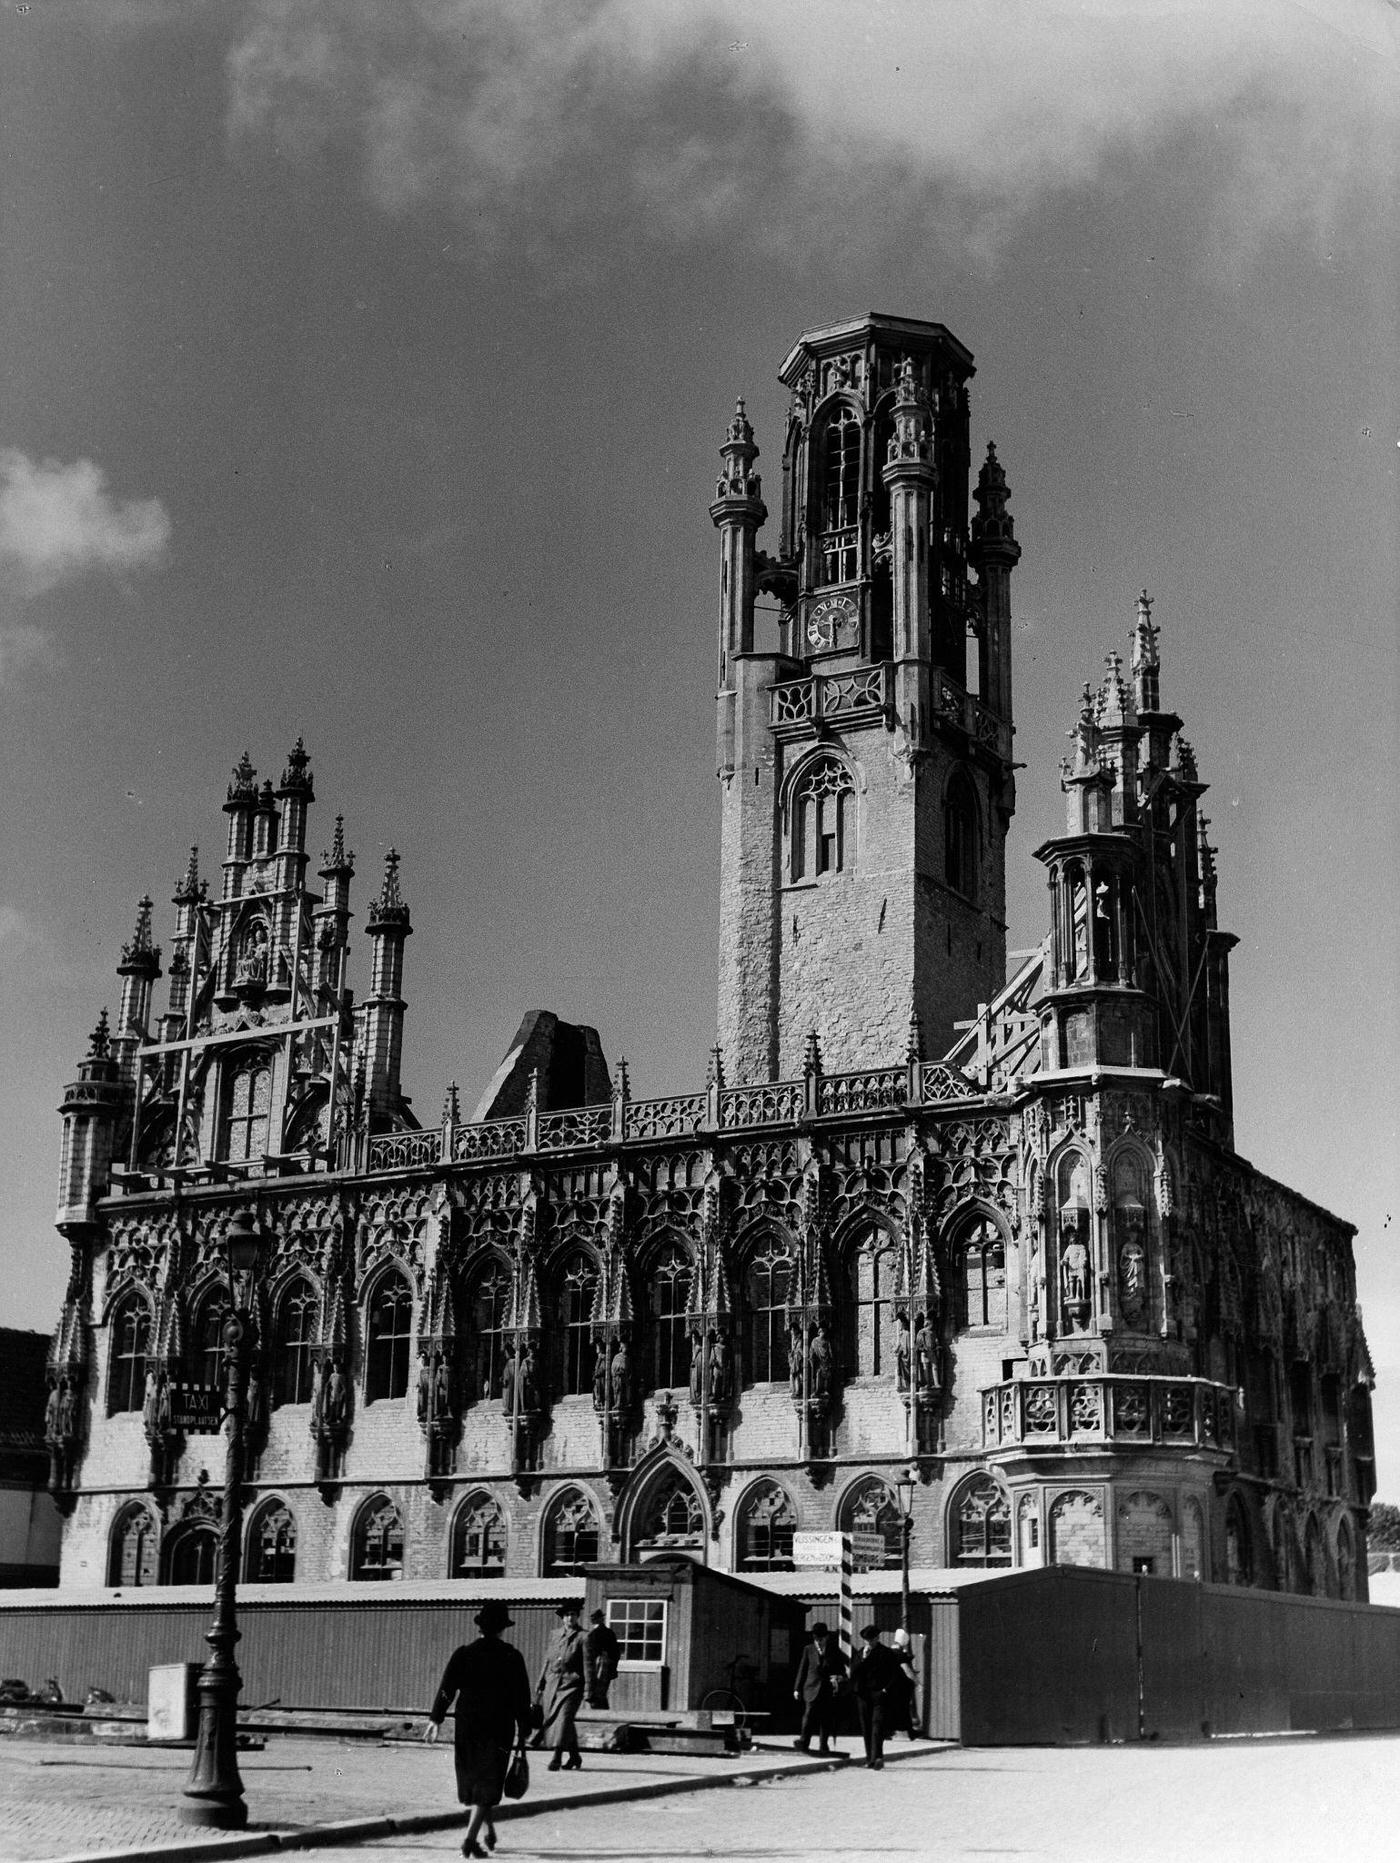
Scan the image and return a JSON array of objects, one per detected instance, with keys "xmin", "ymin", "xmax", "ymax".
[
  {"xmin": 623, "ymin": 1094, "xmax": 708, "ymax": 1141},
  {"xmin": 367, "ymin": 1128, "xmax": 441, "ymax": 1173},
  {"xmin": 361, "ymin": 1053, "xmax": 985, "ymax": 1176},
  {"xmin": 537, "ymin": 1105, "xmax": 612, "ymax": 1150},
  {"xmin": 933, "ymin": 679, "xmax": 1006, "ymax": 753},
  {"xmin": 981, "ymin": 1374, "xmax": 1236, "ymax": 1455},
  {"xmin": 816, "ymin": 1067, "xmax": 905, "ymax": 1114},
  {"xmin": 769, "ymin": 663, "xmax": 889, "ymax": 731},
  {"xmin": 720, "ymin": 1081, "xmax": 804, "ymax": 1128}
]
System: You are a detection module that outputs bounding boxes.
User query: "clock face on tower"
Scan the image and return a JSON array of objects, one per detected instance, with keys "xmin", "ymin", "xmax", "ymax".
[{"xmin": 806, "ymin": 594, "xmax": 857, "ymax": 653}]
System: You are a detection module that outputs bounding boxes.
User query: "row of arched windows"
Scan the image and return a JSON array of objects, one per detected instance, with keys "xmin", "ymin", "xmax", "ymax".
[
  {"xmin": 104, "ymin": 1215, "xmax": 1014, "ymax": 1417},
  {"xmin": 107, "ymin": 1469, "xmax": 1016, "ymax": 1588}
]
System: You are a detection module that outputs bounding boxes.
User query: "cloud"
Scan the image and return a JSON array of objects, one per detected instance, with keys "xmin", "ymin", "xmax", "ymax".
[
  {"xmin": 0, "ymin": 449, "xmax": 172, "ymax": 599},
  {"xmin": 225, "ymin": 0, "xmax": 1397, "ymax": 263}
]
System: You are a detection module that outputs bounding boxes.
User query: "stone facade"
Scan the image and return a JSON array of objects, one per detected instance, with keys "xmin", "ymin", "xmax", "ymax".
[{"xmin": 44, "ymin": 313, "xmax": 1375, "ymax": 1608}]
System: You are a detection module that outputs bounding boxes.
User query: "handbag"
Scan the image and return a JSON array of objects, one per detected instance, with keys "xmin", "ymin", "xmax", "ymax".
[{"xmin": 503, "ymin": 1736, "xmax": 529, "ymax": 1801}]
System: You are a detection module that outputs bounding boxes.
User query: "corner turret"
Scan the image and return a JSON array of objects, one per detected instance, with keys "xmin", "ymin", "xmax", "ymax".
[{"xmin": 362, "ymin": 850, "xmax": 413, "ymax": 1129}]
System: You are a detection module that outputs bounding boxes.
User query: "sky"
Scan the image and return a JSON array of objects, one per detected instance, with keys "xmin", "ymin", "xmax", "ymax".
[{"xmin": 1, "ymin": 0, "xmax": 1396, "ymax": 1478}]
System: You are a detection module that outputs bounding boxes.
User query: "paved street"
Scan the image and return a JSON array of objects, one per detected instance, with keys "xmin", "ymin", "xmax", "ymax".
[{"xmin": 1, "ymin": 1730, "xmax": 1396, "ymax": 1863}]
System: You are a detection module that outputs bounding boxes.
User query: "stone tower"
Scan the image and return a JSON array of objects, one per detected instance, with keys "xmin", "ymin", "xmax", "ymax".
[{"xmin": 713, "ymin": 313, "xmax": 1020, "ymax": 1082}]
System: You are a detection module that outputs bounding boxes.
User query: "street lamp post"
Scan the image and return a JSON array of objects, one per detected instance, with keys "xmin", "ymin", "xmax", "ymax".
[
  {"xmin": 896, "ymin": 1462, "xmax": 917, "ymax": 1635},
  {"xmin": 182, "ymin": 1211, "xmax": 262, "ymax": 1829}
]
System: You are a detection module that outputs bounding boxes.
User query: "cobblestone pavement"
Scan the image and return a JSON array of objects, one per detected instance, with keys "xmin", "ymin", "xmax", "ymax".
[
  {"xmin": 0, "ymin": 1733, "xmax": 903, "ymax": 1861},
  {"xmin": 259, "ymin": 1734, "xmax": 1400, "ymax": 1863}
]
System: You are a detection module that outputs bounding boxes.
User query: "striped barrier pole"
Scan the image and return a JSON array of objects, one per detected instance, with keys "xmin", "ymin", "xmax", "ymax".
[{"xmin": 839, "ymin": 1532, "xmax": 854, "ymax": 1661}]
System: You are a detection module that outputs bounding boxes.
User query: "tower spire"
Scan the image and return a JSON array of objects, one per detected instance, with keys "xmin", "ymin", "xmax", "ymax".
[{"xmin": 1132, "ymin": 589, "xmax": 1160, "ymax": 714}]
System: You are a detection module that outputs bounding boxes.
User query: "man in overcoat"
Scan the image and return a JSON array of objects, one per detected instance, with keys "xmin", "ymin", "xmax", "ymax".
[{"xmin": 791, "ymin": 1621, "xmax": 847, "ymax": 1755}]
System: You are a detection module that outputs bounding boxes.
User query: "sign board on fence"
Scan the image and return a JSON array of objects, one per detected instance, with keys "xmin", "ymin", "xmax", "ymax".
[
  {"xmin": 792, "ymin": 1531, "xmax": 847, "ymax": 1568},
  {"xmin": 169, "ymin": 1382, "xmax": 222, "ymax": 1433},
  {"xmin": 849, "ymin": 1530, "xmax": 888, "ymax": 1571}
]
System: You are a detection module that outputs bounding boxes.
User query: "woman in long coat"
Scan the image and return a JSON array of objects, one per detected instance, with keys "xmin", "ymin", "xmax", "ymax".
[
  {"xmin": 534, "ymin": 1602, "xmax": 587, "ymax": 1770},
  {"xmin": 424, "ymin": 1599, "xmax": 532, "ymax": 1858}
]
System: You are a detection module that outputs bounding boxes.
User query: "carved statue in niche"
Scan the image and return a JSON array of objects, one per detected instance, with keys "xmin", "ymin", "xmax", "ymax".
[
  {"xmin": 322, "ymin": 1357, "xmax": 348, "ymax": 1429},
  {"xmin": 895, "ymin": 1319, "xmax": 911, "ymax": 1394},
  {"xmin": 688, "ymin": 1333, "xmax": 704, "ymax": 1404},
  {"xmin": 708, "ymin": 1333, "xmax": 729, "ymax": 1405},
  {"xmin": 789, "ymin": 1330, "xmax": 804, "ymax": 1400},
  {"xmin": 608, "ymin": 1339, "xmax": 630, "ymax": 1412},
  {"xmin": 1118, "ymin": 1237, "xmax": 1147, "ymax": 1327},
  {"xmin": 808, "ymin": 1325, "xmax": 832, "ymax": 1403},
  {"xmin": 518, "ymin": 1345, "xmax": 539, "ymax": 1413},
  {"xmin": 1061, "ymin": 1234, "xmax": 1090, "ymax": 1321},
  {"xmin": 433, "ymin": 1352, "xmax": 450, "ymax": 1419},
  {"xmin": 417, "ymin": 1353, "xmax": 433, "ymax": 1424},
  {"xmin": 914, "ymin": 1314, "xmax": 940, "ymax": 1393},
  {"xmin": 500, "ymin": 1349, "xmax": 517, "ymax": 1416},
  {"xmin": 594, "ymin": 1341, "xmax": 609, "ymax": 1411}
]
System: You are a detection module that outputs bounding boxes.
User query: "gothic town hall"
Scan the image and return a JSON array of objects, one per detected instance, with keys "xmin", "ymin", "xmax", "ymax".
[{"xmin": 45, "ymin": 313, "xmax": 1376, "ymax": 1602}]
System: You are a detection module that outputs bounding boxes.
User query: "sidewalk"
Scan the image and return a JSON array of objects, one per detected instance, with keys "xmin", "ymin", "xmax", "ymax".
[{"xmin": 0, "ymin": 1730, "xmax": 946, "ymax": 1862}]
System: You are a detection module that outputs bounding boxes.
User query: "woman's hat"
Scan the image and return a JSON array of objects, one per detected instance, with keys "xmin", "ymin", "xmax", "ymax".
[{"xmin": 475, "ymin": 1600, "xmax": 515, "ymax": 1633}]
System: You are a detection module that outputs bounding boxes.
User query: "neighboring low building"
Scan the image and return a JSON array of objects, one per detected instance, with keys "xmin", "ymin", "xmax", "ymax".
[
  {"xmin": 40, "ymin": 312, "xmax": 1375, "ymax": 1604},
  {"xmin": 0, "ymin": 1329, "xmax": 62, "ymax": 1586}
]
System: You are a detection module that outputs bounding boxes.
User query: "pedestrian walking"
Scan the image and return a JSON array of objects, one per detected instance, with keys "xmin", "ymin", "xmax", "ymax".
[
  {"xmin": 534, "ymin": 1601, "xmax": 587, "ymax": 1770},
  {"xmin": 423, "ymin": 1599, "xmax": 532, "ymax": 1859},
  {"xmin": 851, "ymin": 1624, "xmax": 900, "ymax": 1769},
  {"xmin": 584, "ymin": 1608, "xmax": 620, "ymax": 1709},
  {"xmin": 791, "ymin": 1620, "xmax": 848, "ymax": 1755},
  {"xmin": 889, "ymin": 1627, "xmax": 920, "ymax": 1738}
]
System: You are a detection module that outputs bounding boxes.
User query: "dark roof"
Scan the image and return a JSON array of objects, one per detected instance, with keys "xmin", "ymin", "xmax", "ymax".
[{"xmin": 0, "ymin": 1329, "xmax": 50, "ymax": 1454}]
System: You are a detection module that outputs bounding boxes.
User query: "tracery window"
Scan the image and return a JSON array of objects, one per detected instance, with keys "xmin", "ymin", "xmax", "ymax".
[
  {"xmin": 961, "ymin": 1217, "xmax": 1007, "ymax": 1330},
  {"xmin": 192, "ymin": 1289, "xmax": 230, "ymax": 1394},
  {"xmin": 222, "ymin": 1054, "xmax": 272, "ymax": 1163},
  {"xmin": 818, "ymin": 406, "xmax": 860, "ymax": 584},
  {"xmin": 246, "ymin": 1499, "xmax": 297, "ymax": 1583},
  {"xmin": 108, "ymin": 1502, "xmax": 159, "ymax": 1586},
  {"xmin": 557, "ymin": 1253, "xmax": 599, "ymax": 1397},
  {"xmin": 646, "ymin": 1243, "xmax": 690, "ymax": 1393},
  {"xmin": 542, "ymin": 1488, "xmax": 601, "ymax": 1575},
  {"xmin": 952, "ymin": 1473, "xmax": 1011, "ymax": 1567},
  {"xmin": 944, "ymin": 772, "xmax": 978, "ymax": 899},
  {"xmin": 790, "ymin": 756, "xmax": 853, "ymax": 882},
  {"xmin": 365, "ymin": 1271, "xmax": 413, "ymax": 1403},
  {"xmin": 108, "ymin": 1291, "xmax": 151, "ymax": 1414},
  {"xmin": 351, "ymin": 1496, "xmax": 404, "ymax": 1580},
  {"xmin": 842, "ymin": 1227, "xmax": 895, "ymax": 1378},
  {"xmin": 470, "ymin": 1262, "xmax": 511, "ymax": 1402},
  {"xmin": 738, "ymin": 1480, "xmax": 797, "ymax": 1571},
  {"xmin": 272, "ymin": 1277, "xmax": 317, "ymax": 1407},
  {"xmin": 451, "ymin": 1493, "xmax": 506, "ymax": 1578},
  {"xmin": 166, "ymin": 1523, "xmax": 217, "ymax": 1587},
  {"xmin": 636, "ymin": 1474, "xmax": 705, "ymax": 1549},
  {"xmin": 840, "ymin": 1476, "xmax": 902, "ymax": 1569},
  {"xmin": 743, "ymin": 1237, "xmax": 793, "ymax": 1386}
]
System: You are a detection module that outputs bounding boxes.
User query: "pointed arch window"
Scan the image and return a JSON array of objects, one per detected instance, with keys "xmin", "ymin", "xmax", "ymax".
[
  {"xmin": 743, "ymin": 1238, "xmax": 792, "ymax": 1386},
  {"xmin": 945, "ymin": 772, "xmax": 978, "ymax": 899},
  {"xmin": 960, "ymin": 1217, "xmax": 1006, "ymax": 1331},
  {"xmin": 166, "ymin": 1523, "xmax": 217, "ymax": 1587},
  {"xmin": 451, "ymin": 1493, "xmax": 506, "ymax": 1579},
  {"xmin": 543, "ymin": 1489, "xmax": 601, "ymax": 1575},
  {"xmin": 738, "ymin": 1480, "xmax": 797, "ymax": 1571},
  {"xmin": 351, "ymin": 1495, "xmax": 405, "ymax": 1580},
  {"xmin": 952, "ymin": 1473, "xmax": 1011, "ymax": 1567},
  {"xmin": 647, "ymin": 1243, "xmax": 691, "ymax": 1394},
  {"xmin": 790, "ymin": 755, "xmax": 854, "ymax": 882},
  {"xmin": 843, "ymin": 1227, "xmax": 896, "ymax": 1378},
  {"xmin": 108, "ymin": 1292, "xmax": 152, "ymax": 1415},
  {"xmin": 273, "ymin": 1278, "xmax": 317, "ymax": 1407},
  {"xmin": 557, "ymin": 1254, "xmax": 599, "ymax": 1397},
  {"xmin": 818, "ymin": 405, "xmax": 860, "ymax": 584},
  {"xmin": 636, "ymin": 1473, "xmax": 705, "ymax": 1551},
  {"xmin": 222, "ymin": 1054, "xmax": 272, "ymax": 1163},
  {"xmin": 365, "ymin": 1272, "xmax": 413, "ymax": 1403},
  {"xmin": 192, "ymin": 1290, "xmax": 230, "ymax": 1394},
  {"xmin": 108, "ymin": 1502, "xmax": 159, "ymax": 1586},
  {"xmin": 246, "ymin": 1499, "xmax": 297, "ymax": 1583},
  {"xmin": 470, "ymin": 1262, "xmax": 511, "ymax": 1402},
  {"xmin": 840, "ymin": 1477, "xmax": 902, "ymax": 1568}
]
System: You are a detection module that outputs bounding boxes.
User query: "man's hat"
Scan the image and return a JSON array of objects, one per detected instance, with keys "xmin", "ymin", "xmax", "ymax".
[
  {"xmin": 475, "ymin": 1600, "xmax": 514, "ymax": 1633},
  {"xmin": 809, "ymin": 1621, "xmax": 829, "ymax": 1637},
  {"xmin": 589, "ymin": 1609, "xmax": 606, "ymax": 1623},
  {"xmin": 859, "ymin": 1624, "xmax": 882, "ymax": 1641},
  {"xmin": 555, "ymin": 1601, "xmax": 581, "ymax": 1617}
]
